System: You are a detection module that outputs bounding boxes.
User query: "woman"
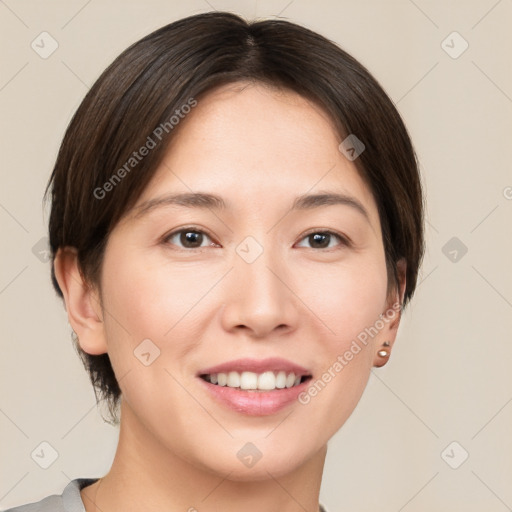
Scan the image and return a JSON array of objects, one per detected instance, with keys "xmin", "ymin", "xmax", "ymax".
[{"xmin": 7, "ymin": 10, "xmax": 424, "ymax": 512}]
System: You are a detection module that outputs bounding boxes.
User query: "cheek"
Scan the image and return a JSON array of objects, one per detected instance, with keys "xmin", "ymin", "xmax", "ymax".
[
  {"xmin": 98, "ymin": 253, "xmax": 203, "ymax": 421},
  {"xmin": 299, "ymin": 253, "xmax": 388, "ymax": 345},
  {"xmin": 99, "ymin": 249, "xmax": 223, "ymax": 383},
  {"xmin": 101, "ymin": 250, "xmax": 204, "ymax": 338},
  {"xmin": 286, "ymin": 254, "xmax": 386, "ymax": 430}
]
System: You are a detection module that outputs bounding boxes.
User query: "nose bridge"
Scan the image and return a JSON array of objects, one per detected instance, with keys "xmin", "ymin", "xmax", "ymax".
[
  {"xmin": 236, "ymin": 234, "xmax": 285, "ymax": 298},
  {"xmin": 237, "ymin": 237, "xmax": 282, "ymax": 295},
  {"xmin": 222, "ymin": 234, "xmax": 297, "ymax": 335}
]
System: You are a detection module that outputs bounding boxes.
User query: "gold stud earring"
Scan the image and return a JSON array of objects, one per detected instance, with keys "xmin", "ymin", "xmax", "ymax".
[{"xmin": 378, "ymin": 341, "xmax": 390, "ymax": 357}]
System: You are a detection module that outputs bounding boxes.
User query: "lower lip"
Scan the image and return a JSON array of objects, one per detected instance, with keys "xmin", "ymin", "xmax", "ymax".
[{"xmin": 197, "ymin": 377, "xmax": 311, "ymax": 416}]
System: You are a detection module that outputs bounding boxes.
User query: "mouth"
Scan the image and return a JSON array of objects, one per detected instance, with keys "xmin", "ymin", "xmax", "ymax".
[
  {"xmin": 195, "ymin": 358, "xmax": 313, "ymax": 415},
  {"xmin": 197, "ymin": 371, "xmax": 313, "ymax": 416},
  {"xmin": 199, "ymin": 371, "xmax": 313, "ymax": 392}
]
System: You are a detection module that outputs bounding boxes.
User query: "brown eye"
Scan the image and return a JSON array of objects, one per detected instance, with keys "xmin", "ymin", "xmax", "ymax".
[
  {"xmin": 296, "ymin": 230, "xmax": 348, "ymax": 250},
  {"xmin": 164, "ymin": 228, "xmax": 215, "ymax": 249}
]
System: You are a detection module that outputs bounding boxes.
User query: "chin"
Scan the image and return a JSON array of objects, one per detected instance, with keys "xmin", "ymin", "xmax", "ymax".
[{"xmin": 195, "ymin": 443, "xmax": 314, "ymax": 482}]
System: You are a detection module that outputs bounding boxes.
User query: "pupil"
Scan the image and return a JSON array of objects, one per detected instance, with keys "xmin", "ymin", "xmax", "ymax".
[{"xmin": 311, "ymin": 233, "xmax": 329, "ymax": 248}]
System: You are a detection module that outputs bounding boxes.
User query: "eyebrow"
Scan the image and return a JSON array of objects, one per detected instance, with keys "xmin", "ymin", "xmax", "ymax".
[{"xmin": 132, "ymin": 190, "xmax": 371, "ymax": 223}]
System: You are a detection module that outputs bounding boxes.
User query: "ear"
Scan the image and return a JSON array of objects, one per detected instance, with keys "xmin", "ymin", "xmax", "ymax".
[
  {"xmin": 373, "ymin": 258, "xmax": 407, "ymax": 368},
  {"xmin": 53, "ymin": 247, "xmax": 108, "ymax": 355}
]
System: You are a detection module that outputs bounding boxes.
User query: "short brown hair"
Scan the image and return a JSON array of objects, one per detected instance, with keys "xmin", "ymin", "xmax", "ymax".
[{"xmin": 45, "ymin": 11, "xmax": 425, "ymax": 424}]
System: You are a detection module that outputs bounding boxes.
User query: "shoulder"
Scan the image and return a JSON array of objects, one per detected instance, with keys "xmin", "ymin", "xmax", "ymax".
[
  {"xmin": 2, "ymin": 478, "xmax": 99, "ymax": 512},
  {"xmin": 3, "ymin": 493, "xmax": 63, "ymax": 512}
]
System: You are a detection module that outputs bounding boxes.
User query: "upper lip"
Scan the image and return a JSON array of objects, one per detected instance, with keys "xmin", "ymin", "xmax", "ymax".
[{"xmin": 197, "ymin": 358, "xmax": 311, "ymax": 377}]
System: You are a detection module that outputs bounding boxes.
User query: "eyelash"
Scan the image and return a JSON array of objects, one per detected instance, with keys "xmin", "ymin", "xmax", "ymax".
[{"xmin": 161, "ymin": 226, "xmax": 350, "ymax": 251}]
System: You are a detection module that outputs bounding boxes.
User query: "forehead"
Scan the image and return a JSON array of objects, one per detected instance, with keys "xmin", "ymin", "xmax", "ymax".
[
  {"xmin": 170, "ymin": 81, "xmax": 342, "ymax": 159},
  {"xmin": 127, "ymin": 81, "xmax": 380, "ymax": 232}
]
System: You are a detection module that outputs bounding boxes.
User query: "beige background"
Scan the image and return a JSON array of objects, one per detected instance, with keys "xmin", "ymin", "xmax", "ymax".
[{"xmin": 1, "ymin": 0, "xmax": 511, "ymax": 510}]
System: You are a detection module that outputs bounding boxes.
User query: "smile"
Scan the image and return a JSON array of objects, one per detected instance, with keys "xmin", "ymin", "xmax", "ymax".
[{"xmin": 200, "ymin": 371, "xmax": 312, "ymax": 391}]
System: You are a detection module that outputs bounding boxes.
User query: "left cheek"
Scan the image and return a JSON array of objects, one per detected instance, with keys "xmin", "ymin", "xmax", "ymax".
[{"xmin": 313, "ymin": 269, "xmax": 385, "ymax": 341}]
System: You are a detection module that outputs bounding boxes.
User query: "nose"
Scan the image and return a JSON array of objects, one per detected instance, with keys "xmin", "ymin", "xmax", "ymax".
[{"xmin": 220, "ymin": 245, "xmax": 300, "ymax": 338}]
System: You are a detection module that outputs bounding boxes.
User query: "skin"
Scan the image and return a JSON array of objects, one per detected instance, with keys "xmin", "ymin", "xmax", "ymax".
[{"xmin": 55, "ymin": 81, "xmax": 406, "ymax": 512}]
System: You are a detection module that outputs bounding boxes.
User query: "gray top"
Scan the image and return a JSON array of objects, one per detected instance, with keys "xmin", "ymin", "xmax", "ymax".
[
  {"xmin": 3, "ymin": 479, "xmax": 99, "ymax": 512},
  {"xmin": 4, "ymin": 478, "xmax": 329, "ymax": 512}
]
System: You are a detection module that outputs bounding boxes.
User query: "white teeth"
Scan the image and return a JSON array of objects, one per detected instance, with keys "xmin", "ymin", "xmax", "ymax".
[
  {"xmin": 285, "ymin": 372, "xmax": 296, "ymax": 388},
  {"xmin": 227, "ymin": 371, "xmax": 240, "ymax": 387},
  {"xmin": 203, "ymin": 370, "xmax": 307, "ymax": 391},
  {"xmin": 275, "ymin": 371, "xmax": 287, "ymax": 389},
  {"xmin": 240, "ymin": 371, "xmax": 258, "ymax": 390},
  {"xmin": 217, "ymin": 373, "xmax": 227, "ymax": 386},
  {"xmin": 258, "ymin": 371, "xmax": 276, "ymax": 390}
]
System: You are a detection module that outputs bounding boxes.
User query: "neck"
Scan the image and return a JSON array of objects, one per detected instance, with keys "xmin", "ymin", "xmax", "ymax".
[{"xmin": 82, "ymin": 398, "xmax": 326, "ymax": 512}]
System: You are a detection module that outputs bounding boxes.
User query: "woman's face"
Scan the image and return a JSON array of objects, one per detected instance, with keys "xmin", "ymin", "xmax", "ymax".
[{"xmin": 87, "ymin": 82, "xmax": 403, "ymax": 479}]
